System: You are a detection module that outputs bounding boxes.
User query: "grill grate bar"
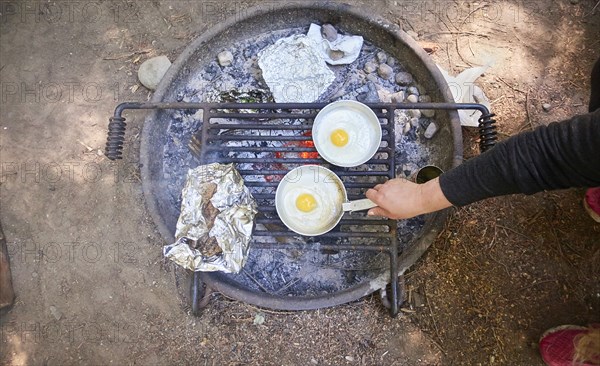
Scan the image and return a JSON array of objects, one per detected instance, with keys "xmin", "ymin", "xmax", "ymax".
[
  {"xmin": 251, "ymin": 242, "xmax": 393, "ymax": 252},
  {"xmin": 251, "ymin": 230, "xmax": 394, "ymax": 239}
]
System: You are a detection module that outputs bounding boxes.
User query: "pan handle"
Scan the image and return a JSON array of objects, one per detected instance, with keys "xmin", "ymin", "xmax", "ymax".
[{"xmin": 342, "ymin": 198, "xmax": 377, "ymax": 212}]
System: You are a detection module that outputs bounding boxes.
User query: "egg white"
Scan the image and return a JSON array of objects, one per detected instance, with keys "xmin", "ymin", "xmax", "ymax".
[
  {"xmin": 316, "ymin": 109, "xmax": 374, "ymax": 165},
  {"xmin": 279, "ymin": 168, "xmax": 345, "ymax": 234}
]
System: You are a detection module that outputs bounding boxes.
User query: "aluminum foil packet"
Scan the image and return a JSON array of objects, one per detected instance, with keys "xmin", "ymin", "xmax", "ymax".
[
  {"xmin": 163, "ymin": 163, "xmax": 257, "ymax": 273},
  {"xmin": 258, "ymin": 34, "xmax": 335, "ymax": 103}
]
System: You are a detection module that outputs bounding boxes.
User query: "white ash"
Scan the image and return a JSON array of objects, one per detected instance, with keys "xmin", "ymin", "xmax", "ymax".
[{"xmin": 161, "ymin": 26, "xmax": 437, "ymax": 296}]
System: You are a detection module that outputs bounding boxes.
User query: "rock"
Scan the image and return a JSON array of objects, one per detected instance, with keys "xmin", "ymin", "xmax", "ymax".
[
  {"xmin": 310, "ymin": 359, "xmax": 318, "ymax": 365},
  {"xmin": 422, "ymin": 109, "xmax": 436, "ymax": 118},
  {"xmin": 395, "ymin": 72, "xmax": 413, "ymax": 86},
  {"xmin": 364, "ymin": 61, "xmax": 378, "ymax": 74},
  {"xmin": 377, "ymin": 89, "xmax": 394, "ymax": 103},
  {"xmin": 409, "ymin": 109, "xmax": 421, "ymax": 118},
  {"xmin": 329, "ymin": 50, "xmax": 345, "ymax": 61},
  {"xmin": 253, "ymin": 312, "xmax": 265, "ymax": 325},
  {"xmin": 376, "ymin": 51, "xmax": 388, "ymax": 63},
  {"xmin": 49, "ymin": 305, "xmax": 62, "ymax": 321},
  {"xmin": 387, "ymin": 57, "xmax": 397, "ymax": 67},
  {"xmin": 407, "ymin": 86, "xmax": 420, "ymax": 96},
  {"xmin": 418, "ymin": 95, "xmax": 431, "ymax": 103},
  {"xmin": 391, "ymin": 91, "xmax": 405, "ymax": 103},
  {"xmin": 345, "ymin": 356, "xmax": 355, "ymax": 362},
  {"xmin": 410, "ymin": 117, "xmax": 420, "ymax": 128},
  {"xmin": 406, "ymin": 30, "xmax": 419, "ymax": 39},
  {"xmin": 406, "ymin": 94, "xmax": 419, "ymax": 103},
  {"xmin": 137, "ymin": 55, "xmax": 171, "ymax": 90},
  {"xmin": 357, "ymin": 82, "xmax": 380, "ymax": 103},
  {"xmin": 542, "ymin": 103, "xmax": 552, "ymax": 112},
  {"xmin": 377, "ymin": 64, "xmax": 394, "ymax": 80},
  {"xmin": 217, "ymin": 51, "xmax": 233, "ymax": 67},
  {"xmin": 321, "ymin": 24, "xmax": 338, "ymax": 42},
  {"xmin": 424, "ymin": 122, "xmax": 438, "ymax": 139},
  {"xmin": 403, "ymin": 122, "xmax": 411, "ymax": 135},
  {"xmin": 366, "ymin": 73, "xmax": 379, "ymax": 83}
]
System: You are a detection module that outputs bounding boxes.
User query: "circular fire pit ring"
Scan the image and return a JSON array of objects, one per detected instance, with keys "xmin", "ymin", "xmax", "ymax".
[{"xmin": 139, "ymin": 2, "xmax": 462, "ymax": 313}]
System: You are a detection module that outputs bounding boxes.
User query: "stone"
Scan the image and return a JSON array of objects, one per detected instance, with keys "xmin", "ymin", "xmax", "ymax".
[
  {"xmin": 424, "ymin": 122, "xmax": 439, "ymax": 139},
  {"xmin": 329, "ymin": 50, "xmax": 344, "ymax": 61},
  {"xmin": 406, "ymin": 94, "xmax": 419, "ymax": 103},
  {"xmin": 542, "ymin": 103, "xmax": 552, "ymax": 112},
  {"xmin": 357, "ymin": 82, "xmax": 380, "ymax": 103},
  {"xmin": 387, "ymin": 57, "xmax": 397, "ymax": 67},
  {"xmin": 409, "ymin": 109, "xmax": 421, "ymax": 118},
  {"xmin": 407, "ymin": 86, "xmax": 420, "ymax": 96},
  {"xmin": 410, "ymin": 117, "xmax": 420, "ymax": 128},
  {"xmin": 403, "ymin": 122, "xmax": 412, "ymax": 135},
  {"xmin": 137, "ymin": 55, "xmax": 171, "ymax": 90},
  {"xmin": 321, "ymin": 23, "xmax": 338, "ymax": 42},
  {"xmin": 391, "ymin": 91, "xmax": 405, "ymax": 103},
  {"xmin": 422, "ymin": 109, "xmax": 436, "ymax": 118},
  {"xmin": 364, "ymin": 61, "xmax": 378, "ymax": 74},
  {"xmin": 376, "ymin": 51, "xmax": 388, "ymax": 63},
  {"xmin": 377, "ymin": 64, "xmax": 394, "ymax": 80},
  {"xmin": 395, "ymin": 72, "xmax": 413, "ymax": 86},
  {"xmin": 366, "ymin": 73, "xmax": 379, "ymax": 83},
  {"xmin": 418, "ymin": 95, "xmax": 431, "ymax": 103},
  {"xmin": 217, "ymin": 51, "xmax": 233, "ymax": 67},
  {"xmin": 49, "ymin": 305, "xmax": 62, "ymax": 321},
  {"xmin": 406, "ymin": 30, "xmax": 419, "ymax": 39}
]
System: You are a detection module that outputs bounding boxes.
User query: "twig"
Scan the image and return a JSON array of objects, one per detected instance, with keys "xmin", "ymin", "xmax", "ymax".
[
  {"xmin": 496, "ymin": 76, "xmax": 527, "ymax": 94},
  {"xmin": 455, "ymin": 38, "xmax": 473, "ymax": 67},
  {"xmin": 424, "ymin": 31, "xmax": 490, "ymax": 39},
  {"xmin": 425, "ymin": 284, "xmax": 443, "ymax": 345},
  {"xmin": 245, "ymin": 304, "xmax": 294, "ymax": 315},
  {"xmin": 461, "ymin": 5, "xmax": 487, "ymax": 26},
  {"xmin": 517, "ymin": 279, "xmax": 556, "ymax": 292},
  {"xmin": 519, "ymin": 89, "xmax": 534, "ymax": 133},
  {"xmin": 102, "ymin": 49, "xmax": 152, "ymax": 60},
  {"xmin": 468, "ymin": 37, "xmax": 475, "ymax": 57},
  {"xmin": 496, "ymin": 224, "xmax": 534, "ymax": 241},
  {"xmin": 491, "ymin": 326, "xmax": 507, "ymax": 362}
]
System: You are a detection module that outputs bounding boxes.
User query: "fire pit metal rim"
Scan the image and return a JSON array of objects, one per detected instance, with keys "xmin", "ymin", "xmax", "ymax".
[{"xmin": 138, "ymin": 2, "xmax": 463, "ymax": 312}]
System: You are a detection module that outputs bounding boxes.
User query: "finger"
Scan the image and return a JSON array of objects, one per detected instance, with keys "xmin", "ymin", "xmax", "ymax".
[
  {"xmin": 373, "ymin": 184, "xmax": 384, "ymax": 191},
  {"xmin": 365, "ymin": 188, "xmax": 382, "ymax": 202},
  {"xmin": 368, "ymin": 207, "xmax": 390, "ymax": 217}
]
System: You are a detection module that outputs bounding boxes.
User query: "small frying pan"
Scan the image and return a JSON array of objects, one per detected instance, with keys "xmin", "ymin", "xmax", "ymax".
[{"xmin": 275, "ymin": 165, "xmax": 377, "ymax": 236}]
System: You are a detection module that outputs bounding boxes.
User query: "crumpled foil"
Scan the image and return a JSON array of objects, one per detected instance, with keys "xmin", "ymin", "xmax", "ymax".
[
  {"xmin": 306, "ymin": 23, "xmax": 363, "ymax": 65},
  {"xmin": 163, "ymin": 163, "xmax": 257, "ymax": 273},
  {"xmin": 258, "ymin": 34, "xmax": 335, "ymax": 103}
]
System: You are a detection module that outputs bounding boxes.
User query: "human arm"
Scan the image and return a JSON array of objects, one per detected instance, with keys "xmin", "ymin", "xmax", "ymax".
[{"xmin": 367, "ymin": 110, "xmax": 600, "ymax": 218}]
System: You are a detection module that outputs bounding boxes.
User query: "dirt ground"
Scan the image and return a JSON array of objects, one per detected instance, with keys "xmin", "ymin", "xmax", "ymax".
[{"xmin": 1, "ymin": 0, "xmax": 599, "ymax": 365}]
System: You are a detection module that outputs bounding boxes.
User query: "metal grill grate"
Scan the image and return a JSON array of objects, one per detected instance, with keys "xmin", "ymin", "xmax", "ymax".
[{"xmin": 105, "ymin": 101, "xmax": 495, "ymax": 316}]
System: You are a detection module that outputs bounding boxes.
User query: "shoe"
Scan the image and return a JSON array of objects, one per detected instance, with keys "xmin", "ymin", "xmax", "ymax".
[
  {"xmin": 539, "ymin": 325, "xmax": 600, "ymax": 366},
  {"xmin": 584, "ymin": 187, "xmax": 600, "ymax": 223}
]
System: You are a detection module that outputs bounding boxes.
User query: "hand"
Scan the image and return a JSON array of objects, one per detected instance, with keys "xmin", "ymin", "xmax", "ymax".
[{"xmin": 366, "ymin": 177, "xmax": 452, "ymax": 220}]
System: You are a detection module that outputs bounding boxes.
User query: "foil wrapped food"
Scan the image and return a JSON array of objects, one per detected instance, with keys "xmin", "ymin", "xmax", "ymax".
[
  {"xmin": 163, "ymin": 163, "xmax": 257, "ymax": 273},
  {"xmin": 258, "ymin": 34, "xmax": 335, "ymax": 103}
]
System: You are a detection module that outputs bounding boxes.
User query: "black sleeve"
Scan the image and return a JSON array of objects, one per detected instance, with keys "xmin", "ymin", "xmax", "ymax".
[{"xmin": 439, "ymin": 110, "xmax": 600, "ymax": 207}]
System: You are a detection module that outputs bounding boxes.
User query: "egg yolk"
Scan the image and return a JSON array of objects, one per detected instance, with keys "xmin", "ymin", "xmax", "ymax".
[
  {"xmin": 330, "ymin": 129, "xmax": 349, "ymax": 147},
  {"xmin": 296, "ymin": 193, "xmax": 317, "ymax": 212}
]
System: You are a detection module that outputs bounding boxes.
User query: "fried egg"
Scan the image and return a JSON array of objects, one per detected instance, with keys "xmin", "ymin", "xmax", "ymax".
[
  {"xmin": 277, "ymin": 167, "xmax": 345, "ymax": 235},
  {"xmin": 316, "ymin": 109, "xmax": 376, "ymax": 166}
]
